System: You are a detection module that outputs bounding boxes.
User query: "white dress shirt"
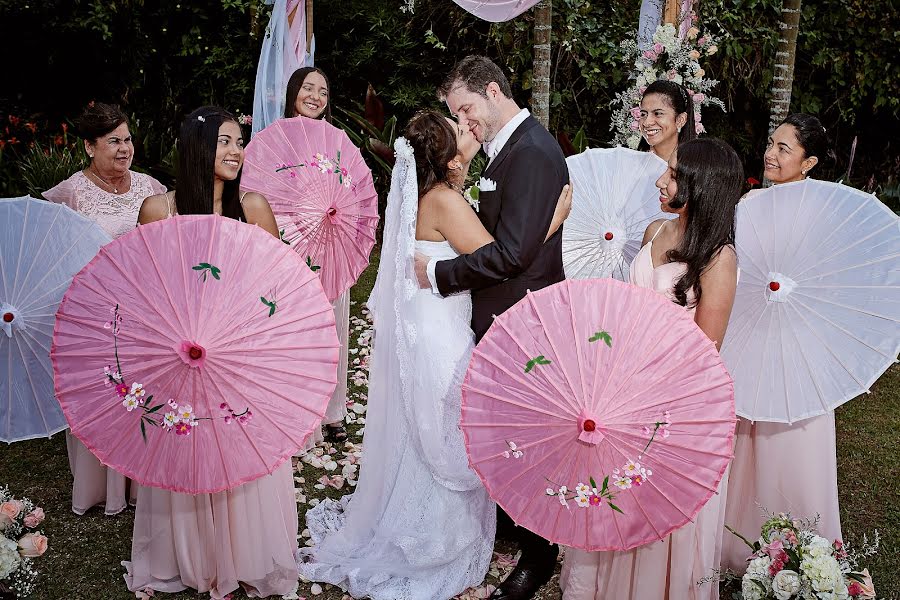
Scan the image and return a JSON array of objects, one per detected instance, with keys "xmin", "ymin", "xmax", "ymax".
[{"xmin": 425, "ymin": 108, "xmax": 531, "ymax": 294}]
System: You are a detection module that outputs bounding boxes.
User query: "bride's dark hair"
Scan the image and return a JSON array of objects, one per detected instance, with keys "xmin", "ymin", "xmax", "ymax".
[
  {"xmin": 403, "ymin": 110, "xmax": 458, "ymax": 197},
  {"xmin": 665, "ymin": 138, "xmax": 743, "ymax": 307}
]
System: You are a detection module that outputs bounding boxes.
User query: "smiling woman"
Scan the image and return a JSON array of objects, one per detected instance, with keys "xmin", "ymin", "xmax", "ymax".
[
  {"xmin": 137, "ymin": 106, "xmax": 278, "ymax": 237},
  {"xmin": 638, "ymin": 80, "xmax": 696, "ymax": 162},
  {"xmin": 284, "ymin": 67, "xmax": 331, "ymax": 122},
  {"xmin": 42, "ymin": 102, "xmax": 167, "ymax": 521},
  {"xmin": 127, "ymin": 106, "xmax": 294, "ymax": 599}
]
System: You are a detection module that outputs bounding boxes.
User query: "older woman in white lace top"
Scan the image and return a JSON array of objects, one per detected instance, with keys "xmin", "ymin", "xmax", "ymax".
[
  {"xmin": 43, "ymin": 102, "xmax": 166, "ymax": 239},
  {"xmin": 43, "ymin": 102, "xmax": 166, "ymax": 516}
]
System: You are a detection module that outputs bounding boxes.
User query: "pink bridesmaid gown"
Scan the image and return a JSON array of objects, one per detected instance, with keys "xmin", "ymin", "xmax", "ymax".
[
  {"xmin": 122, "ymin": 462, "xmax": 299, "ymax": 599},
  {"xmin": 720, "ymin": 188, "xmax": 841, "ymax": 572},
  {"xmin": 560, "ymin": 224, "xmax": 730, "ymax": 600},
  {"xmin": 721, "ymin": 417, "xmax": 841, "ymax": 573},
  {"xmin": 44, "ymin": 169, "xmax": 166, "ymax": 515},
  {"xmin": 120, "ymin": 193, "xmax": 301, "ymax": 598}
]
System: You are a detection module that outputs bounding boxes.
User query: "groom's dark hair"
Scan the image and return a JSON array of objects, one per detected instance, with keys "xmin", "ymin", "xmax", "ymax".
[{"xmin": 438, "ymin": 55, "xmax": 513, "ymax": 100}]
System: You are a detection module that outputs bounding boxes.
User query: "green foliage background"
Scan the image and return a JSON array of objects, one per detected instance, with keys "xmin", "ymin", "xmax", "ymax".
[{"xmin": 0, "ymin": 0, "xmax": 897, "ymax": 198}]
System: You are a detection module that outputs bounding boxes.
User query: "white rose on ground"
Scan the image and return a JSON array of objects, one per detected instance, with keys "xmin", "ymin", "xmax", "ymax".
[{"xmin": 772, "ymin": 569, "xmax": 801, "ymax": 599}]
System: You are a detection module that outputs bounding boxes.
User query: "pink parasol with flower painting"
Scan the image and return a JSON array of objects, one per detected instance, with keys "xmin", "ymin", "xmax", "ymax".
[
  {"xmin": 461, "ymin": 278, "xmax": 735, "ymax": 551},
  {"xmin": 51, "ymin": 215, "xmax": 340, "ymax": 494},
  {"xmin": 242, "ymin": 116, "xmax": 378, "ymax": 302}
]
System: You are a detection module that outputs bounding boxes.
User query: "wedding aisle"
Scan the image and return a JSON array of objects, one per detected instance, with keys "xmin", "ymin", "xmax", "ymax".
[{"xmin": 0, "ymin": 247, "xmax": 896, "ymax": 599}]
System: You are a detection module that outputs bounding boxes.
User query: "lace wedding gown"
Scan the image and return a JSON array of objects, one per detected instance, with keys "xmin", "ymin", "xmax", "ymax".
[{"xmin": 297, "ymin": 139, "xmax": 496, "ymax": 600}]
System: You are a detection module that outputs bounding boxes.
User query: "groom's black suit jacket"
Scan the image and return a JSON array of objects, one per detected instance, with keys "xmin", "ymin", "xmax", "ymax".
[{"xmin": 435, "ymin": 115, "xmax": 569, "ymax": 341}]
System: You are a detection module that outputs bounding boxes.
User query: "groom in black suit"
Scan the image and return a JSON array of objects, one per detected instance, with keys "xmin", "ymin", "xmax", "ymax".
[{"xmin": 414, "ymin": 55, "xmax": 569, "ymax": 600}]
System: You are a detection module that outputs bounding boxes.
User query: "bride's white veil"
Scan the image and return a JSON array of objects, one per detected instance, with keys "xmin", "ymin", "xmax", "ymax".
[
  {"xmin": 299, "ymin": 136, "xmax": 489, "ymax": 585},
  {"xmin": 366, "ymin": 136, "xmax": 481, "ymax": 492}
]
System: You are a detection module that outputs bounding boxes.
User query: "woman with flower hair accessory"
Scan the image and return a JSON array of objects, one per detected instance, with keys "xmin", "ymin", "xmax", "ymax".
[
  {"xmin": 124, "ymin": 106, "xmax": 298, "ymax": 599},
  {"xmin": 43, "ymin": 101, "xmax": 167, "ymax": 518},
  {"xmin": 561, "ymin": 138, "xmax": 743, "ymax": 600},
  {"xmin": 721, "ymin": 113, "xmax": 842, "ymax": 575}
]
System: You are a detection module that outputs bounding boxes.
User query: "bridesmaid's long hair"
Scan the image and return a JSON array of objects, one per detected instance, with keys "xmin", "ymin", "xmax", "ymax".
[
  {"xmin": 666, "ymin": 138, "xmax": 742, "ymax": 307},
  {"xmin": 404, "ymin": 110, "xmax": 458, "ymax": 198},
  {"xmin": 175, "ymin": 106, "xmax": 244, "ymax": 220},
  {"xmin": 284, "ymin": 67, "xmax": 333, "ymax": 123}
]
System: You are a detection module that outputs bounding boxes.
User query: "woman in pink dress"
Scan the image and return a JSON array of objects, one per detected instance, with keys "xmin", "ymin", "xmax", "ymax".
[
  {"xmin": 721, "ymin": 114, "xmax": 842, "ymax": 574},
  {"xmin": 560, "ymin": 138, "xmax": 743, "ymax": 600},
  {"xmin": 123, "ymin": 106, "xmax": 299, "ymax": 599},
  {"xmin": 43, "ymin": 102, "xmax": 166, "ymax": 516},
  {"xmin": 282, "ymin": 66, "xmax": 351, "ymax": 446}
]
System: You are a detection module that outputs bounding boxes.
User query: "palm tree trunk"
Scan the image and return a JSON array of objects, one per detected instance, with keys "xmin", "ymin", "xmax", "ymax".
[
  {"xmin": 532, "ymin": 0, "xmax": 551, "ymax": 128},
  {"xmin": 768, "ymin": 0, "xmax": 802, "ymax": 135}
]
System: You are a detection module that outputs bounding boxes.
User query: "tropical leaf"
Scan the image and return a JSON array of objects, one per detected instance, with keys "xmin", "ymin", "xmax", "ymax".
[
  {"xmin": 524, "ymin": 355, "xmax": 551, "ymax": 373},
  {"xmin": 589, "ymin": 330, "xmax": 612, "ymax": 347}
]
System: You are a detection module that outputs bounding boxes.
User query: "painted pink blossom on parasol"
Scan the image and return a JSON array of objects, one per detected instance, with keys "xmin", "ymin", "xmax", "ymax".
[
  {"xmin": 51, "ymin": 215, "xmax": 340, "ymax": 494},
  {"xmin": 242, "ymin": 116, "xmax": 378, "ymax": 301},
  {"xmin": 461, "ymin": 278, "xmax": 735, "ymax": 551}
]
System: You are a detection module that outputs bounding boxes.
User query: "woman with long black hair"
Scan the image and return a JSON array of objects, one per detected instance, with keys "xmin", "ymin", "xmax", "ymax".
[
  {"xmin": 126, "ymin": 107, "xmax": 297, "ymax": 599},
  {"xmin": 561, "ymin": 138, "xmax": 743, "ymax": 600}
]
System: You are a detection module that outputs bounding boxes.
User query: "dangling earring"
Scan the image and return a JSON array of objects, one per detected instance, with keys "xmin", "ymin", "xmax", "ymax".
[{"xmin": 801, "ymin": 169, "xmax": 808, "ymax": 176}]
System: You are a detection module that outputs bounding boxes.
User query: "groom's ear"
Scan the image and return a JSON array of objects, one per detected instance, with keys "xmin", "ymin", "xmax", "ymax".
[{"xmin": 486, "ymin": 81, "xmax": 503, "ymax": 101}]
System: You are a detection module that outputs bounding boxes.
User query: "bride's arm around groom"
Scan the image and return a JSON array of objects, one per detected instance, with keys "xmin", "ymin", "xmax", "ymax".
[{"xmin": 415, "ymin": 55, "xmax": 570, "ymax": 342}]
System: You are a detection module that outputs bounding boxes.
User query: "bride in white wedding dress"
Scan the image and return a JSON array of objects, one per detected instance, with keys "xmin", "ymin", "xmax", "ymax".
[{"xmin": 297, "ymin": 110, "xmax": 570, "ymax": 600}]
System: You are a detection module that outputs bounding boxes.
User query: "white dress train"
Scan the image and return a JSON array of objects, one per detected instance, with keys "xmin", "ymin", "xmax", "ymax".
[{"xmin": 298, "ymin": 240, "xmax": 495, "ymax": 600}]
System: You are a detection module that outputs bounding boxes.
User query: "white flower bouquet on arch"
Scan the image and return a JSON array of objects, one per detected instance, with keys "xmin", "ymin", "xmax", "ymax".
[{"xmin": 610, "ymin": 11, "xmax": 726, "ymax": 149}]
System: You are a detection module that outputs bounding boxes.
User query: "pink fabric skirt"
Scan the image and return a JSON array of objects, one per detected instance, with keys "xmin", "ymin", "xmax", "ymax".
[
  {"xmin": 67, "ymin": 432, "xmax": 137, "ymax": 515},
  {"xmin": 299, "ymin": 291, "xmax": 350, "ymax": 454},
  {"xmin": 560, "ymin": 469, "xmax": 729, "ymax": 600},
  {"xmin": 122, "ymin": 461, "xmax": 299, "ymax": 599},
  {"xmin": 721, "ymin": 414, "xmax": 842, "ymax": 573}
]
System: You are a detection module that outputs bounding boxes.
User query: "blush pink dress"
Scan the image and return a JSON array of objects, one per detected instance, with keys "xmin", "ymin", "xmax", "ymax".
[
  {"xmin": 720, "ymin": 190, "xmax": 842, "ymax": 573},
  {"xmin": 560, "ymin": 224, "xmax": 731, "ymax": 600},
  {"xmin": 121, "ymin": 193, "xmax": 300, "ymax": 599},
  {"xmin": 44, "ymin": 169, "xmax": 167, "ymax": 515}
]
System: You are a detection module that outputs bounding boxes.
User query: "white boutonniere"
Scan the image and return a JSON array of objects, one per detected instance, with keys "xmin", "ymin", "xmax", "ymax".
[
  {"xmin": 463, "ymin": 185, "xmax": 480, "ymax": 212},
  {"xmin": 478, "ymin": 177, "xmax": 497, "ymax": 191}
]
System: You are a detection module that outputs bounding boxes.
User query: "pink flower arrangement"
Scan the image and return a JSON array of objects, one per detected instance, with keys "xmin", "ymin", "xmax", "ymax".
[{"xmin": 0, "ymin": 486, "xmax": 49, "ymax": 595}]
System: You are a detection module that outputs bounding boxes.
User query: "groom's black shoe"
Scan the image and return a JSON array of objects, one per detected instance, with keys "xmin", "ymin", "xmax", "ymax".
[{"xmin": 489, "ymin": 564, "xmax": 554, "ymax": 600}]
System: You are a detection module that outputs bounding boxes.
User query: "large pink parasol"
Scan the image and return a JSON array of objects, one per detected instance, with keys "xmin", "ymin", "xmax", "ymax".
[
  {"xmin": 52, "ymin": 215, "xmax": 340, "ymax": 494},
  {"xmin": 461, "ymin": 278, "xmax": 735, "ymax": 551},
  {"xmin": 242, "ymin": 116, "xmax": 379, "ymax": 302}
]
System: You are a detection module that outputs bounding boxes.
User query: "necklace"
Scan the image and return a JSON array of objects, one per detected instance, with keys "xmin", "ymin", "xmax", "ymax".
[
  {"xmin": 88, "ymin": 166, "xmax": 126, "ymax": 194},
  {"xmin": 446, "ymin": 180, "xmax": 464, "ymax": 195}
]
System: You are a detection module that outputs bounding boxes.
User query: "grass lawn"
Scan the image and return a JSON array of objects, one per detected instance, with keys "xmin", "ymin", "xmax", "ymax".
[{"xmin": 1, "ymin": 248, "xmax": 897, "ymax": 599}]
